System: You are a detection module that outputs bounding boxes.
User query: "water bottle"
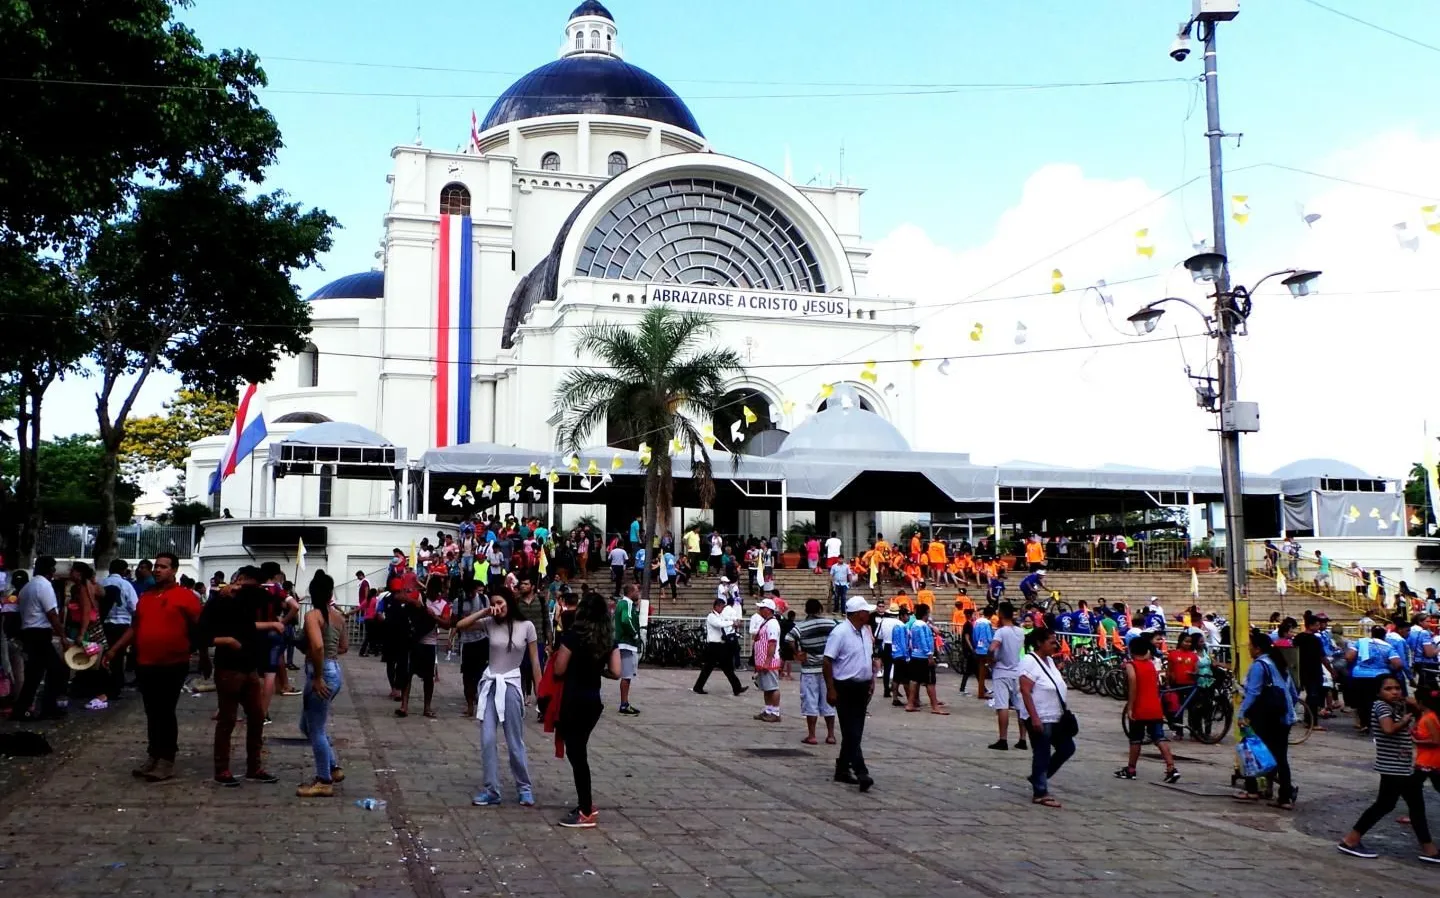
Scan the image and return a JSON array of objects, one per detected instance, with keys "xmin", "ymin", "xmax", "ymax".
[{"xmin": 355, "ymin": 798, "xmax": 387, "ymax": 811}]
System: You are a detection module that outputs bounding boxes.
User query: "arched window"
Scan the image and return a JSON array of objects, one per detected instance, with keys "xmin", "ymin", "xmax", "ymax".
[
  {"xmin": 590, "ymin": 30, "xmax": 600, "ymax": 49},
  {"xmin": 574, "ymin": 30, "xmax": 584, "ymax": 50},
  {"xmin": 297, "ymin": 342, "xmax": 319, "ymax": 388},
  {"xmin": 273, "ymin": 411, "xmax": 332, "ymax": 424},
  {"xmin": 606, "ymin": 32, "xmax": 613, "ymax": 51},
  {"xmin": 607, "ymin": 152, "xmax": 628, "ymax": 176},
  {"xmin": 540, "ymin": 152, "xmax": 560, "ymax": 172},
  {"xmin": 439, "ymin": 183, "xmax": 471, "ymax": 216}
]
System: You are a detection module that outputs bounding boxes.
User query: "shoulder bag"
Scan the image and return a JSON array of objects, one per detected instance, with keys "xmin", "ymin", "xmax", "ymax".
[{"xmin": 1035, "ymin": 657, "xmax": 1079, "ymax": 740}]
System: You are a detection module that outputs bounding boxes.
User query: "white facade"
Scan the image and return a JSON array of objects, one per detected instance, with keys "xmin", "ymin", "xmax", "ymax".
[{"xmin": 187, "ymin": 3, "xmax": 917, "ymax": 526}]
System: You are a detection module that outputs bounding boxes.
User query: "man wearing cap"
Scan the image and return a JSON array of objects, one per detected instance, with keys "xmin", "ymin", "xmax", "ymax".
[
  {"xmin": 693, "ymin": 597, "xmax": 747, "ymax": 696},
  {"xmin": 752, "ymin": 599, "xmax": 783, "ymax": 722},
  {"xmin": 824, "ymin": 596, "xmax": 879, "ymax": 792}
]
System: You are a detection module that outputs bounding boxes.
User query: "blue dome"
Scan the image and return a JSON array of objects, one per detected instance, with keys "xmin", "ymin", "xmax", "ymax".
[
  {"xmin": 570, "ymin": 1, "xmax": 613, "ymax": 20},
  {"xmin": 307, "ymin": 270, "xmax": 384, "ymax": 300},
  {"xmin": 481, "ymin": 56, "xmax": 702, "ymax": 135}
]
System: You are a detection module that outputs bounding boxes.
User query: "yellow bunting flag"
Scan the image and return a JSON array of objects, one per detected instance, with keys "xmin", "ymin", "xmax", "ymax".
[
  {"xmin": 1231, "ymin": 194, "xmax": 1250, "ymax": 225},
  {"xmin": 512, "ymin": 475, "xmax": 522, "ymax": 487},
  {"xmin": 781, "ymin": 399, "xmax": 795, "ymax": 415},
  {"xmin": 1423, "ymin": 205, "xmax": 1440, "ymax": 235},
  {"xmin": 1135, "ymin": 228, "xmax": 1155, "ymax": 258},
  {"xmin": 911, "ymin": 344, "xmax": 924, "ymax": 368},
  {"xmin": 859, "ymin": 361, "xmax": 878, "ymax": 384},
  {"xmin": 611, "ymin": 453, "xmax": 624, "ymax": 470},
  {"xmin": 637, "ymin": 442, "xmax": 653, "ymax": 465},
  {"xmin": 1346, "ymin": 505, "xmax": 1360, "ymax": 523},
  {"xmin": 742, "ymin": 405, "xmax": 758, "ymax": 425},
  {"xmin": 586, "ymin": 459, "xmax": 599, "ymax": 476},
  {"xmin": 528, "ymin": 461, "xmax": 540, "ymax": 476},
  {"xmin": 669, "ymin": 436, "xmax": 684, "ymax": 454},
  {"xmin": 1368, "ymin": 507, "xmax": 1381, "ymax": 519},
  {"xmin": 819, "ymin": 383, "xmax": 834, "ymax": 399},
  {"xmin": 1050, "ymin": 269, "xmax": 1064, "ymax": 294},
  {"xmin": 701, "ymin": 424, "xmax": 716, "ymax": 448},
  {"xmin": 488, "ymin": 479, "xmax": 501, "ymax": 495},
  {"xmin": 969, "ymin": 323, "xmax": 984, "ymax": 342},
  {"xmin": 546, "ymin": 469, "xmax": 559, "ymax": 484},
  {"xmin": 566, "ymin": 454, "xmax": 580, "ymax": 473}
]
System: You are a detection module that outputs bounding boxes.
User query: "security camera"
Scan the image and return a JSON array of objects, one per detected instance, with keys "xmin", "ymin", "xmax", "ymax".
[{"xmin": 1169, "ymin": 34, "xmax": 1191, "ymax": 62}]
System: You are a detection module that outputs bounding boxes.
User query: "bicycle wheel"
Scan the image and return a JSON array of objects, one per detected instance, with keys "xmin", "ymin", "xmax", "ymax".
[
  {"xmin": 1193, "ymin": 692, "xmax": 1233, "ymax": 745},
  {"xmin": 1120, "ymin": 707, "xmax": 1134, "ymax": 741},
  {"xmin": 1102, "ymin": 667, "xmax": 1128, "ymax": 700},
  {"xmin": 1052, "ymin": 600, "xmax": 1072, "ymax": 615},
  {"xmin": 1289, "ymin": 698, "xmax": 1315, "ymax": 745}
]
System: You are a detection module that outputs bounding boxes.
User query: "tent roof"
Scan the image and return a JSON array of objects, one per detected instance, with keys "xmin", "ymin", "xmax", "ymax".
[{"xmin": 283, "ymin": 421, "xmax": 393, "ymax": 447}]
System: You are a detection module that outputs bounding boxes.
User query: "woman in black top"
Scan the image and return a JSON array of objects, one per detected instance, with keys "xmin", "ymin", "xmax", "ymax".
[{"xmin": 552, "ymin": 592, "xmax": 620, "ymax": 828}]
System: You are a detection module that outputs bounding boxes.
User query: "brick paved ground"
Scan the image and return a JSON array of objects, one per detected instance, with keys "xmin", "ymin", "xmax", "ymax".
[{"xmin": 1, "ymin": 655, "xmax": 1437, "ymax": 897}]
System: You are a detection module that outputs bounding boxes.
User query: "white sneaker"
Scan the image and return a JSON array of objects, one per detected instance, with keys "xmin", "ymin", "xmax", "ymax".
[{"xmin": 85, "ymin": 698, "xmax": 109, "ymax": 711}]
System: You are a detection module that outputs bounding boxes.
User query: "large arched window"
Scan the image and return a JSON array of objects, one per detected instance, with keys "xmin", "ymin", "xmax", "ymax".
[
  {"xmin": 297, "ymin": 342, "xmax": 319, "ymax": 388},
  {"xmin": 589, "ymin": 30, "xmax": 600, "ymax": 49},
  {"xmin": 439, "ymin": 183, "xmax": 471, "ymax": 216},
  {"xmin": 574, "ymin": 177, "xmax": 828, "ymax": 292},
  {"xmin": 606, "ymin": 32, "xmax": 613, "ymax": 51},
  {"xmin": 607, "ymin": 152, "xmax": 628, "ymax": 176},
  {"xmin": 713, "ymin": 388, "xmax": 777, "ymax": 455},
  {"xmin": 574, "ymin": 30, "xmax": 584, "ymax": 50},
  {"xmin": 541, "ymin": 152, "xmax": 561, "ymax": 172}
]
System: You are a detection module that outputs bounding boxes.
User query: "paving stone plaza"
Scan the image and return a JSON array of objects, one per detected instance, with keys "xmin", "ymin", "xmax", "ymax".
[{"xmin": 1, "ymin": 655, "xmax": 1434, "ymax": 897}]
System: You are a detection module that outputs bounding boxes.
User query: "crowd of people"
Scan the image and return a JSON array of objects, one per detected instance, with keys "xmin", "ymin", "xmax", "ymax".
[{"xmin": 3, "ymin": 517, "xmax": 1440, "ymax": 856}]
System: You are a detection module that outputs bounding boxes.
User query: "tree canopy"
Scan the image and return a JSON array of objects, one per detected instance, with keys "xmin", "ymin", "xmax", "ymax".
[
  {"xmin": 120, "ymin": 389, "xmax": 236, "ymax": 477},
  {"xmin": 0, "ymin": 433, "xmax": 140, "ymax": 525}
]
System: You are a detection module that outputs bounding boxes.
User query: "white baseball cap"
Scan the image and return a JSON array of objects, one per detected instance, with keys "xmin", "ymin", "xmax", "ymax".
[
  {"xmin": 757, "ymin": 598, "xmax": 778, "ymax": 612},
  {"xmin": 845, "ymin": 597, "xmax": 877, "ymax": 614}
]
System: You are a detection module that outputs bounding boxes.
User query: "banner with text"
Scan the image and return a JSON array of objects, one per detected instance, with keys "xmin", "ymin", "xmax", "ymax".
[{"xmin": 646, "ymin": 284, "xmax": 849, "ymax": 320}]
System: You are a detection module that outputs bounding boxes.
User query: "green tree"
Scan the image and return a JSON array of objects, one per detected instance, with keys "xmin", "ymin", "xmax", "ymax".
[
  {"xmin": 0, "ymin": 433, "xmax": 140, "ymax": 525},
  {"xmin": 84, "ymin": 170, "xmax": 335, "ymax": 569},
  {"xmin": 1405, "ymin": 461, "xmax": 1433, "ymax": 535},
  {"xmin": 0, "ymin": 248, "xmax": 89, "ymax": 564},
  {"xmin": 120, "ymin": 389, "xmax": 236, "ymax": 477},
  {"xmin": 553, "ymin": 306, "xmax": 743, "ymax": 604}
]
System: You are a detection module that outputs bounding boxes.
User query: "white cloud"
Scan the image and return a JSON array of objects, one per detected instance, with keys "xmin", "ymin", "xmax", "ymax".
[{"xmin": 869, "ymin": 136, "xmax": 1440, "ymax": 480}]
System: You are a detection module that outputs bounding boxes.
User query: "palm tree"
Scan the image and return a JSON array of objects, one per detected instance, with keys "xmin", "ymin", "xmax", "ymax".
[{"xmin": 553, "ymin": 305, "xmax": 744, "ymax": 603}]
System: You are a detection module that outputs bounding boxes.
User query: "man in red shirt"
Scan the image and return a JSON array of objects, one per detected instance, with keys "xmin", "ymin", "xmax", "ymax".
[{"xmin": 104, "ymin": 552, "xmax": 204, "ymax": 782}]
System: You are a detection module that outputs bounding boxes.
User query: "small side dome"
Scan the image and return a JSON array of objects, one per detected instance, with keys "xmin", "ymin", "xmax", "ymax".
[
  {"xmin": 1270, "ymin": 458, "xmax": 1373, "ymax": 480},
  {"xmin": 307, "ymin": 270, "xmax": 384, "ymax": 301},
  {"xmin": 778, "ymin": 386, "xmax": 909, "ymax": 454}
]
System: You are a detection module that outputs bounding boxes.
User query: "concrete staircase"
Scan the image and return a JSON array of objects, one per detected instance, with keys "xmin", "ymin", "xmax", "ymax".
[{"xmin": 638, "ymin": 566, "xmax": 1365, "ymax": 626}]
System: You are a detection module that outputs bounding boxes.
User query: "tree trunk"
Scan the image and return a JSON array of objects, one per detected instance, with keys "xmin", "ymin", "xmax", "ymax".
[
  {"xmin": 639, "ymin": 459, "xmax": 661, "ymax": 608},
  {"xmin": 93, "ymin": 431, "xmax": 123, "ymax": 571},
  {"xmin": 10, "ymin": 375, "xmax": 48, "ymax": 568}
]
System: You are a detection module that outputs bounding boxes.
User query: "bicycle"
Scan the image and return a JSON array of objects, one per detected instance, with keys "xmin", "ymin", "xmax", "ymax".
[
  {"xmin": 1119, "ymin": 671, "xmax": 1234, "ymax": 745},
  {"xmin": 1022, "ymin": 588, "xmax": 1071, "ymax": 616}
]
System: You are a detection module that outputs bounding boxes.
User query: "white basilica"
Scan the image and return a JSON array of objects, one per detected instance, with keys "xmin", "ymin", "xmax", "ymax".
[{"xmin": 188, "ymin": 1, "xmax": 918, "ymax": 535}]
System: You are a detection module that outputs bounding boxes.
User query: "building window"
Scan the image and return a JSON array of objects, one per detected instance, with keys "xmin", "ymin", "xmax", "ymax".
[
  {"xmin": 574, "ymin": 30, "xmax": 584, "ymax": 50},
  {"xmin": 439, "ymin": 183, "xmax": 471, "ymax": 216},
  {"xmin": 298, "ymin": 342, "xmax": 319, "ymax": 388},
  {"xmin": 607, "ymin": 152, "xmax": 628, "ymax": 176},
  {"xmin": 541, "ymin": 152, "xmax": 560, "ymax": 171},
  {"xmin": 318, "ymin": 468, "xmax": 333, "ymax": 518},
  {"xmin": 590, "ymin": 29, "xmax": 600, "ymax": 49},
  {"xmin": 606, "ymin": 32, "xmax": 613, "ymax": 51},
  {"xmin": 273, "ymin": 411, "xmax": 332, "ymax": 424}
]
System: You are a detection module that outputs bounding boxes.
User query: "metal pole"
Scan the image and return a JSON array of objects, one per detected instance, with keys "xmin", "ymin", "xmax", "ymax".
[
  {"xmin": 422, "ymin": 469, "xmax": 431, "ymax": 516},
  {"xmin": 780, "ymin": 478, "xmax": 789, "ymax": 537},
  {"xmin": 547, "ymin": 477, "xmax": 555, "ymax": 531}
]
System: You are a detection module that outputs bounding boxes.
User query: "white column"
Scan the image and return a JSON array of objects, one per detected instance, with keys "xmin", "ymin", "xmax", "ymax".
[
  {"xmin": 992, "ymin": 484, "xmax": 1002, "ymax": 545},
  {"xmin": 547, "ymin": 478, "xmax": 556, "ymax": 530},
  {"xmin": 400, "ymin": 467, "xmax": 411, "ymax": 519},
  {"xmin": 422, "ymin": 468, "xmax": 431, "ymax": 516},
  {"xmin": 780, "ymin": 479, "xmax": 789, "ymax": 536}
]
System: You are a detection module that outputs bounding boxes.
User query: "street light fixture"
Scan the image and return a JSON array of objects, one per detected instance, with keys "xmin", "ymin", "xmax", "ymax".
[
  {"xmin": 1183, "ymin": 251, "xmax": 1228, "ymax": 284},
  {"xmin": 1281, "ymin": 269, "xmax": 1322, "ymax": 297},
  {"xmin": 1126, "ymin": 306, "xmax": 1164, "ymax": 336}
]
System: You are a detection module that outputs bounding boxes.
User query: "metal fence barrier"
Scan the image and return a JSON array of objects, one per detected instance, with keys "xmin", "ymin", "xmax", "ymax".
[{"xmin": 35, "ymin": 523, "xmax": 196, "ymax": 561}]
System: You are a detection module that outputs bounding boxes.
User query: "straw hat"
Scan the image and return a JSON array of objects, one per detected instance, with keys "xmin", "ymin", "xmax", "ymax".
[{"xmin": 64, "ymin": 644, "xmax": 102, "ymax": 672}]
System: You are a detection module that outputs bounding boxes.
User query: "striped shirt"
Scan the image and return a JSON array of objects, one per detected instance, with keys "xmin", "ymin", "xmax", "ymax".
[
  {"xmin": 1371, "ymin": 701, "xmax": 1415, "ymax": 775},
  {"xmin": 789, "ymin": 616, "xmax": 838, "ymax": 673}
]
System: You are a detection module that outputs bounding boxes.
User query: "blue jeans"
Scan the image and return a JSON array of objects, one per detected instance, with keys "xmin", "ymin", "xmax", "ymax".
[
  {"xmin": 1029, "ymin": 721, "xmax": 1076, "ymax": 798},
  {"xmin": 300, "ymin": 660, "xmax": 343, "ymax": 781},
  {"xmin": 481, "ymin": 680, "xmax": 532, "ymax": 794}
]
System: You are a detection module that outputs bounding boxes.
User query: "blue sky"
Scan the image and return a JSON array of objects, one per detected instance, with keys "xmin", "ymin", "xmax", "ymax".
[
  {"xmin": 173, "ymin": 0, "xmax": 1434, "ymax": 293},
  {"xmin": 41, "ymin": 0, "xmax": 1440, "ymax": 484}
]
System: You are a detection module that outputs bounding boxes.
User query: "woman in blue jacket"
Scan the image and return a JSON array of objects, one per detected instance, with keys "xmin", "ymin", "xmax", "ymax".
[{"xmin": 1236, "ymin": 632, "xmax": 1300, "ymax": 808}]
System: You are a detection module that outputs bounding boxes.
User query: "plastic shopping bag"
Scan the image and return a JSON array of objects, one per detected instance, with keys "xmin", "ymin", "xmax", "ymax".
[{"xmin": 1235, "ymin": 728, "xmax": 1277, "ymax": 778}]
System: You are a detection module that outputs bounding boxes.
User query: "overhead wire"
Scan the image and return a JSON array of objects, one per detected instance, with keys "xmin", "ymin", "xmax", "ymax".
[{"xmin": 1297, "ymin": 0, "xmax": 1440, "ymax": 56}]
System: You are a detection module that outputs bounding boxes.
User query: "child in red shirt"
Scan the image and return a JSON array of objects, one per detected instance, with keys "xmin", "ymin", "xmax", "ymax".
[{"xmin": 1117, "ymin": 634, "xmax": 1180, "ymax": 784}]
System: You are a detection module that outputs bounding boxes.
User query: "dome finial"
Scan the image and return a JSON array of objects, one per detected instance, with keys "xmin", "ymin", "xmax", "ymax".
[{"xmin": 561, "ymin": 1, "xmax": 621, "ymax": 59}]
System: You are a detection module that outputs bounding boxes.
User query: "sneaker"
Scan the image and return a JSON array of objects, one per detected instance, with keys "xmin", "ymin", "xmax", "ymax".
[
  {"xmin": 263, "ymin": 716, "xmax": 273, "ymax": 726},
  {"xmin": 617, "ymin": 705, "xmax": 640, "ymax": 716},
  {"xmin": 1015, "ymin": 740, "xmax": 1029, "ymax": 751},
  {"xmin": 518, "ymin": 787, "xmax": 535, "ymax": 807},
  {"xmin": 281, "ymin": 688, "xmax": 302, "ymax": 697},
  {"xmin": 330, "ymin": 766, "xmax": 346, "ymax": 784},
  {"xmin": 1163, "ymin": 768, "xmax": 1181, "ymax": 784},
  {"xmin": 733, "ymin": 686, "xmax": 749, "ymax": 696},
  {"xmin": 85, "ymin": 698, "xmax": 109, "ymax": 711},
  {"xmin": 857, "ymin": 775, "xmax": 874, "ymax": 793},
  {"xmin": 1420, "ymin": 853, "xmax": 1440, "ymax": 865},
  {"xmin": 214, "ymin": 771, "xmax": 241, "ymax": 788},
  {"xmin": 558, "ymin": 808, "xmax": 598, "ymax": 828},
  {"xmin": 472, "ymin": 790, "xmax": 502, "ymax": 807},
  {"xmin": 245, "ymin": 770, "xmax": 279, "ymax": 784},
  {"xmin": 132, "ymin": 757, "xmax": 158, "ymax": 778},
  {"xmin": 1336, "ymin": 841, "xmax": 1378, "ymax": 859},
  {"xmin": 760, "ymin": 712, "xmax": 781, "ymax": 723},
  {"xmin": 296, "ymin": 780, "xmax": 334, "ymax": 798},
  {"xmin": 833, "ymin": 771, "xmax": 858, "ymax": 784},
  {"xmin": 1114, "ymin": 767, "xmax": 1136, "ymax": 780},
  {"xmin": 144, "ymin": 759, "xmax": 175, "ymax": 782},
  {"xmin": 987, "ymin": 740, "xmax": 1009, "ymax": 751}
]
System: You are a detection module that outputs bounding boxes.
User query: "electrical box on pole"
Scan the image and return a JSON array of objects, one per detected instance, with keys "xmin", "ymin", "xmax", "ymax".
[
  {"xmin": 1193, "ymin": 0, "xmax": 1239, "ymax": 22},
  {"xmin": 1220, "ymin": 400, "xmax": 1259, "ymax": 433}
]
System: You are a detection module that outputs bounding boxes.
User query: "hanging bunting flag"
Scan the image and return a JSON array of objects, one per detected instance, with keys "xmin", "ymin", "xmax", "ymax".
[
  {"xmin": 1391, "ymin": 511, "xmax": 1402, "ymax": 523},
  {"xmin": 859, "ymin": 362, "xmax": 879, "ymax": 384},
  {"xmin": 1377, "ymin": 516, "xmax": 1389, "ymax": 530},
  {"xmin": 487, "ymin": 479, "xmax": 501, "ymax": 496},
  {"xmin": 546, "ymin": 469, "xmax": 559, "ymax": 484},
  {"xmin": 883, "ymin": 382, "xmax": 897, "ymax": 397},
  {"xmin": 729, "ymin": 419, "xmax": 744, "ymax": 443},
  {"xmin": 579, "ymin": 476, "xmax": 592, "ymax": 490},
  {"xmin": 526, "ymin": 486, "xmax": 541, "ymax": 500},
  {"xmin": 1368, "ymin": 507, "xmax": 1381, "ymax": 519},
  {"xmin": 911, "ymin": 344, "xmax": 924, "ymax": 368},
  {"xmin": 969, "ymin": 323, "xmax": 984, "ymax": 342},
  {"xmin": 1092, "ymin": 279, "xmax": 1114, "ymax": 307},
  {"xmin": 611, "ymin": 454, "xmax": 623, "ymax": 470},
  {"xmin": 781, "ymin": 399, "xmax": 795, "ymax": 415},
  {"xmin": 742, "ymin": 405, "xmax": 758, "ymax": 425},
  {"xmin": 1396, "ymin": 221, "xmax": 1420, "ymax": 252},
  {"xmin": 1014, "ymin": 322, "xmax": 1028, "ymax": 345},
  {"xmin": 443, "ymin": 487, "xmax": 458, "ymax": 504},
  {"xmin": 511, "ymin": 475, "xmax": 522, "ymax": 488},
  {"xmin": 701, "ymin": 424, "xmax": 716, "ymax": 448},
  {"xmin": 1050, "ymin": 269, "xmax": 1065, "ymax": 294},
  {"xmin": 480, "ymin": 481, "xmax": 494, "ymax": 498},
  {"xmin": 1346, "ymin": 504, "xmax": 1360, "ymax": 522},
  {"xmin": 937, "ymin": 359, "xmax": 952, "ymax": 376},
  {"xmin": 1134, "ymin": 228, "xmax": 1155, "ymax": 257},
  {"xmin": 600, "ymin": 471, "xmax": 613, "ymax": 485},
  {"xmin": 585, "ymin": 459, "xmax": 599, "ymax": 476},
  {"xmin": 669, "ymin": 435, "xmax": 684, "ymax": 454},
  {"xmin": 565, "ymin": 454, "xmax": 580, "ymax": 473},
  {"xmin": 1231, "ymin": 194, "xmax": 1250, "ymax": 225},
  {"xmin": 1295, "ymin": 201, "xmax": 1321, "ymax": 228},
  {"xmin": 507, "ymin": 485, "xmax": 521, "ymax": 501},
  {"xmin": 528, "ymin": 461, "xmax": 540, "ymax": 476},
  {"xmin": 1423, "ymin": 205, "xmax": 1440, "ymax": 235},
  {"xmin": 819, "ymin": 383, "xmax": 834, "ymax": 399},
  {"xmin": 637, "ymin": 442, "xmax": 653, "ymax": 466}
]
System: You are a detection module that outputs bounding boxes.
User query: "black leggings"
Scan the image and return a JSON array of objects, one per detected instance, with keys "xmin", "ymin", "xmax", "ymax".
[
  {"xmin": 1243, "ymin": 720, "xmax": 1292, "ymax": 798},
  {"xmin": 561, "ymin": 698, "xmax": 604, "ymax": 814},
  {"xmin": 1351, "ymin": 772, "xmax": 1435, "ymax": 844}
]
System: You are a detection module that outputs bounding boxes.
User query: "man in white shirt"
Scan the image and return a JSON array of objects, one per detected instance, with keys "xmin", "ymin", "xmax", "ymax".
[
  {"xmin": 692, "ymin": 597, "xmax": 747, "ymax": 696},
  {"xmin": 11, "ymin": 556, "xmax": 69, "ymax": 721},
  {"xmin": 752, "ymin": 599, "xmax": 783, "ymax": 722},
  {"xmin": 823, "ymin": 596, "xmax": 878, "ymax": 792},
  {"xmin": 876, "ymin": 609, "xmax": 902, "ymax": 702},
  {"xmin": 829, "ymin": 558, "xmax": 852, "ymax": 614},
  {"xmin": 987, "ymin": 602, "xmax": 1029, "ymax": 751},
  {"xmin": 607, "ymin": 544, "xmax": 628, "ymax": 596},
  {"xmin": 100, "ymin": 558, "xmax": 140, "ymax": 699},
  {"xmin": 824, "ymin": 532, "xmax": 842, "ymax": 567}
]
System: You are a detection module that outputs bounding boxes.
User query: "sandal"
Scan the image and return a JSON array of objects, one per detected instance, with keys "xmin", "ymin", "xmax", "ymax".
[
  {"xmin": 825, "ymin": 735, "xmax": 836, "ymax": 744},
  {"xmin": 423, "ymin": 709, "xmax": 437, "ymax": 719},
  {"xmin": 1032, "ymin": 796, "xmax": 1062, "ymax": 808},
  {"xmin": 800, "ymin": 736, "xmax": 818, "ymax": 745},
  {"xmin": 1232, "ymin": 792, "xmax": 1260, "ymax": 802},
  {"xmin": 930, "ymin": 709, "xmax": 951, "ymax": 715},
  {"xmin": 394, "ymin": 709, "xmax": 408, "ymax": 718}
]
